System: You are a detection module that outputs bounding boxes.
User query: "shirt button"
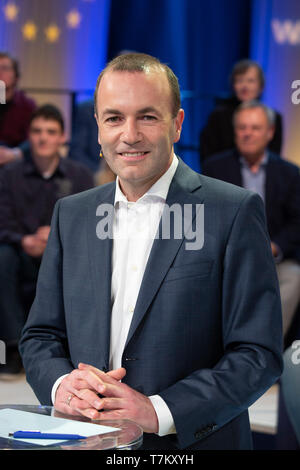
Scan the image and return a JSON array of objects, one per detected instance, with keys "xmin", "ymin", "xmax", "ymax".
[{"xmin": 131, "ymin": 265, "xmax": 138, "ymax": 272}]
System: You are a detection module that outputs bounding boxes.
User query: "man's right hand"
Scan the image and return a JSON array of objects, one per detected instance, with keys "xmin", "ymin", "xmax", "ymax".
[
  {"xmin": 54, "ymin": 366, "xmax": 126, "ymax": 419},
  {"xmin": 21, "ymin": 234, "xmax": 47, "ymax": 257},
  {"xmin": 21, "ymin": 226, "xmax": 51, "ymax": 257}
]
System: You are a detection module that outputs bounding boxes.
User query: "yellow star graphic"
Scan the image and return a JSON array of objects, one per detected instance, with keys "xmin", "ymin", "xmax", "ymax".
[
  {"xmin": 45, "ymin": 24, "xmax": 61, "ymax": 43},
  {"xmin": 66, "ymin": 9, "xmax": 82, "ymax": 29},
  {"xmin": 3, "ymin": 2, "xmax": 19, "ymax": 21},
  {"xmin": 22, "ymin": 22, "xmax": 38, "ymax": 41}
]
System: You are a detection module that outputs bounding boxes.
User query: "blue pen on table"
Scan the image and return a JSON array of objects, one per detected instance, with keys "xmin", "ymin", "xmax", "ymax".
[{"xmin": 9, "ymin": 430, "xmax": 87, "ymax": 440}]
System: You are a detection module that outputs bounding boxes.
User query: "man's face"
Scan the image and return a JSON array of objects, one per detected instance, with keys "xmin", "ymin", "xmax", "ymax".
[
  {"xmin": 95, "ymin": 69, "xmax": 184, "ymax": 199},
  {"xmin": 29, "ymin": 117, "xmax": 65, "ymax": 160},
  {"xmin": 233, "ymin": 66, "xmax": 262, "ymax": 102},
  {"xmin": 0, "ymin": 56, "xmax": 17, "ymax": 92},
  {"xmin": 234, "ymin": 108, "xmax": 274, "ymax": 161}
]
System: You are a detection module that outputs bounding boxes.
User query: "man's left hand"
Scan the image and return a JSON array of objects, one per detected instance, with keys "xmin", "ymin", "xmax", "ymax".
[{"xmin": 78, "ymin": 363, "xmax": 159, "ymax": 433}]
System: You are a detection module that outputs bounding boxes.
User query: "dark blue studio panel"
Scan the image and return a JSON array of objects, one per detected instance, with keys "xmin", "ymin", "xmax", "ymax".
[{"xmin": 107, "ymin": 0, "xmax": 251, "ymax": 172}]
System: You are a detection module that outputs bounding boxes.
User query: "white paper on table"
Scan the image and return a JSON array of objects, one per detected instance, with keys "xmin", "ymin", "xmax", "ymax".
[{"xmin": 0, "ymin": 408, "xmax": 120, "ymax": 446}]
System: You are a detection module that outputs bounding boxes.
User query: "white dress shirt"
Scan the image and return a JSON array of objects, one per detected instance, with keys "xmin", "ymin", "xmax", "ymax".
[{"xmin": 52, "ymin": 155, "xmax": 178, "ymax": 436}]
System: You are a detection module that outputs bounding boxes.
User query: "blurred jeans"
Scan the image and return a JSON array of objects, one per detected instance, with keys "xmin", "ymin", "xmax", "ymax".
[{"xmin": 0, "ymin": 243, "xmax": 40, "ymax": 345}]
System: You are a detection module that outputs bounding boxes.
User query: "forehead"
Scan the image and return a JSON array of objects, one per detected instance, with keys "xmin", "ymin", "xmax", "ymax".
[
  {"xmin": 235, "ymin": 108, "xmax": 268, "ymax": 125},
  {"xmin": 97, "ymin": 69, "xmax": 172, "ymax": 111},
  {"xmin": 0, "ymin": 56, "xmax": 13, "ymax": 67},
  {"xmin": 29, "ymin": 117, "xmax": 62, "ymax": 131},
  {"xmin": 235, "ymin": 66, "xmax": 259, "ymax": 80}
]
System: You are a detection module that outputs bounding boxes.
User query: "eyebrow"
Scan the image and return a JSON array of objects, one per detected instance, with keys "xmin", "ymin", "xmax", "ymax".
[
  {"xmin": 101, "ymin": 109, "xmax": 123, "ymax": 117},
  {"xmin": 101, "ymin": 106, "xmax": 162, "ymax": 117},
  {"xmin": 137, "ymin": 107, "xmax": 161, "ymax": 115}
]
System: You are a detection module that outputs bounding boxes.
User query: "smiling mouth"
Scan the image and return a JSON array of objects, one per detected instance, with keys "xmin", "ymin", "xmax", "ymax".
[{"xmin": 119, "ymin": 151, "xmax": 149, "ymax": 160}]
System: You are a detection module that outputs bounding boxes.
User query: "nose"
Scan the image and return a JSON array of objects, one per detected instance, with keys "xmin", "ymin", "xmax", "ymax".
[
  {"xmin": 239, "ymin": 126, "xmax": 252, "ymax": 138},
  {"xmin": 121, "ymin": 118, "xmax": 142, "ymax": 145}
]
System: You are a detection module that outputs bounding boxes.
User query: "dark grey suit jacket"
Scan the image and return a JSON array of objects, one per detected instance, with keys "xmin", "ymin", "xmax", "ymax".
[{"xmin": 19, "ymin": 158, "xmax": 283, "ymax": 450}]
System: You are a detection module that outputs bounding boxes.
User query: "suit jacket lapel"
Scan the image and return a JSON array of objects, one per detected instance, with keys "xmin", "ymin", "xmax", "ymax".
[
  {"xmin": 125, "ymin": 159, "xmax": 203, "ymax": 348},
  {"xmin": 87, "ymin": 183, "xmax": 115, "ymax": 369}
]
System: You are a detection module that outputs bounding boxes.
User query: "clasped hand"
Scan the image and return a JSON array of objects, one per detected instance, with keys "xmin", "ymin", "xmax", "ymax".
[{"xmin": 54, "ymin": 363, "xmax": 158, "ymax": 433}]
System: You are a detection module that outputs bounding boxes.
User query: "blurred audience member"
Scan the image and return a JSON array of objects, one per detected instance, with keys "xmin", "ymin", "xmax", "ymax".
[
  {"xmin": 203, "ymin": 101, "xmax": 300, "ymax": 339},
  {"xmin": 68, "ymin": 99, "xmax": 100, "ymax": 172},
  {"xmin": 0, "ymin": 51, "xmax": 36, "ymax": 166},
  {"xmin": 200, "ymin": 59, "xmax": 282, "ymax": 163},
  {"xmin": 0, "ymin": 104, "xmax": 94, "ymax": 378}
]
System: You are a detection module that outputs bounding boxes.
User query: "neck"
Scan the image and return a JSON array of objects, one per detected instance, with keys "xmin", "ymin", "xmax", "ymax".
[
  {"xmin": 118, "ymin": 154, "xmax": 174, "ymax": 202},
  {"xmin": 32, "ymin": 153, "xmax": 60, "ymax": 177},
  {"xmin": 243, "ymin": 152, "xmax": 265, "ymax": 174},
  {"xmin": 118, "ymin": 180, "xmax": 153, "ymax": 202}
]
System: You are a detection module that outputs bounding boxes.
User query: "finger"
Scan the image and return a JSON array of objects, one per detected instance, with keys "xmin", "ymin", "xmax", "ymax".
[
  {"xmin": 79, "ymin": 363, "xmax": 127, "ymax": 385},
  {"xmin": 73, "ymin": 367, "xmax": 107, "ymax": 392},
  {"xmin": 57, "ymin": 400, "xmax": 101, "ymax": 420},
  {"xmin": 107, "ymin": 367, "xmax": 126, "ymax": 381},
  {"xmin": 76, "ymin": 364, "xmax": 129, "ymax": 400},
  {"xmin": 95, "ymin": 409, "xmax": 125, "ymax": 421},
  {"xmin": 55, "ymin": 385, "xmax": 103, "ymax": 420},
  {"xmin": 97, "ymin": 397, "xmax": 125, "ymax": 410},
  {"xmin": 95, "ymin": 380, "xmax": 128, "ymax": 399},
  {"xmin": 74, "ymin": 388, "xmax": 103, "ymax": 410},
  {"xmin": 68, "ymin": 396, "xmax": 102, "ymax": 420},
  {"xmin": 78, "ymin": 363, "xmax": 121, "ymax": 387},
  {"xmin": 55, "ymin": 371, "xmax": 99, "ymax": 408}
]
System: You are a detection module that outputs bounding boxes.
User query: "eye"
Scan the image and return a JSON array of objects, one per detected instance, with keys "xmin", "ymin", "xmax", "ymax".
[
  {"xmin": 105, "ymin": 116, "xmax": 122, "ymax": 123},
  {"xmin": 141, "ymin": 115, "xmax": 157, "ymax": 121}
]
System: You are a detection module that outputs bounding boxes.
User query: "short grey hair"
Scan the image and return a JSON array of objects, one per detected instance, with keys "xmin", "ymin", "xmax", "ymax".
[{"xmin": 233, "ymin": 100, "xmax": 276, "ymax": 127}]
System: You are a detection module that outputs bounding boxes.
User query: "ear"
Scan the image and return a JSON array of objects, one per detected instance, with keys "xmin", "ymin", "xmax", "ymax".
[
  {"xmin": 267, "ymin": 125, "xmax": 275, "ymax": 143},
  {"xmin": 173, "ymin": 108, "xmax": 185, "ymax": 143},
  {"xmin": 60, "ymin": 132, "xmax": 67, "ymax": 145},
  {"xmin": 94, "ymin": 112, "xmax": 101, "ymax": 146}
]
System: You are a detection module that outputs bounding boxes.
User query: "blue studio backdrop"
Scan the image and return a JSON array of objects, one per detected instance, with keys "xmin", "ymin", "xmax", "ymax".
[
  {"xmin": 250, "ymin": 0, "xmax": 300, "ymax": 166},
  {"xmin": 107, "ymin": 0, "xmax": 251, "ymax": 172},
  {"xmin": 3, "ymin": 0, "xmax": 299, "ymax": 169}
]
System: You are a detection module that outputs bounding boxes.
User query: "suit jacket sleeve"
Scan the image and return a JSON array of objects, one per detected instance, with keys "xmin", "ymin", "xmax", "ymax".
[{"xmin": 158, "ymin": 192, "xmax": 283, "ymax": 448}]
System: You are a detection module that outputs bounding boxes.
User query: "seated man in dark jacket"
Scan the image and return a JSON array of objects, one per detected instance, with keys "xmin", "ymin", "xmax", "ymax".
[
  {"xmin": 0, "ymin": 104, "xmax": 94, "ymax": 378},
  {"xmin": 203, "ymin": 100, "xmax": 300, "ymax": 341}
]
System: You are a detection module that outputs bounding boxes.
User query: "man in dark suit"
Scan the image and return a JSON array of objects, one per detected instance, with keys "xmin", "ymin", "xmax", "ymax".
[
  {"xmin": 19, "ymin": 54, "xmax": 283, "ymax": 450},
  {"xmin": 202, "ymin": 100, "xmax": 300, "ymax": 340}
]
